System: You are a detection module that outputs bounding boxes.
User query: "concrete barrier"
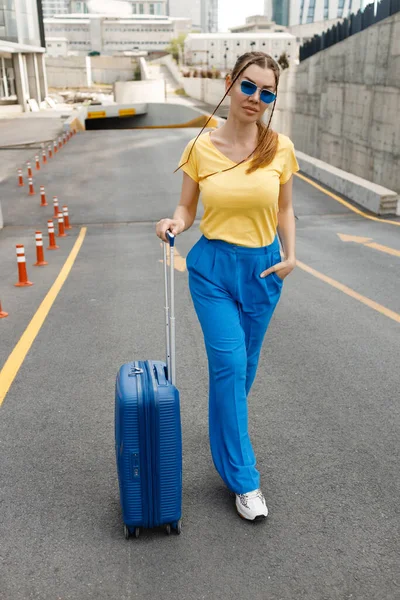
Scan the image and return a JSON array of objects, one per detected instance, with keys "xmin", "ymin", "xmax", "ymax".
[
  {"xmin": 63, "ymin": 103, "xmax": 148, "ymax": 131},
  {"xmin": 63, "ymin": 102, "xmax": 218, "ymax": 130},
  {"xmin": 296, "ymin": 150, "xmax": 399, "ymax": 216},
  {"xmin": 114, "ymin": 80, "xmax": 165, "ymax": 103}
]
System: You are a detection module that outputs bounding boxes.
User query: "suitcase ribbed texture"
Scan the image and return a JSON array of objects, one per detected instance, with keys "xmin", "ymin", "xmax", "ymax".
[{"xmin": 158, "ymin": 388, "xmax": 181, "ymax": 522}]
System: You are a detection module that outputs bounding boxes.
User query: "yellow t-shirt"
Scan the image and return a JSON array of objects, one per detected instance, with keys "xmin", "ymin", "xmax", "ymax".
[{"xmin": 178, "ymin": 130, "xmax": 300, "ymax": 247}]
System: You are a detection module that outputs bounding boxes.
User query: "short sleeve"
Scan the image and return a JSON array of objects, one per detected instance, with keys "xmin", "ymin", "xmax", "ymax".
[
  {"xmin": 177, "ymin": 138, "xmax": 199, "ymax": 183},
  {"xmin": 280, "ymin": 140, "xmax": 300, "ymax": 184}
]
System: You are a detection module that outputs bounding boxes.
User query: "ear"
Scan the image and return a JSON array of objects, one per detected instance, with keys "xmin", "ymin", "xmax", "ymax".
[{"xmin": 225, "ymin": 74, "xmax": 232, "ymax": 96}]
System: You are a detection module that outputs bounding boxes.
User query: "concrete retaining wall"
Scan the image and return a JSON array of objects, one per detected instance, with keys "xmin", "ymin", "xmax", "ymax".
[
  {"xmin": 114, "ymin": 80, "xmax": 166, "ymax": 103},
  {"xmin": 291, "ymin": 12, "xmax": 400, "ymax": 198},
  {"xmin": 45, "ymin": 56, "xmax": 138, "ymax": 88}
]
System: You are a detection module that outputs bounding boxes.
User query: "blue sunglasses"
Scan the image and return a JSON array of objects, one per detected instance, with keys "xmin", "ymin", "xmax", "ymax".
[{"xmin": 240, "ymin": 79, "xmax": 276, "ymax": 104}]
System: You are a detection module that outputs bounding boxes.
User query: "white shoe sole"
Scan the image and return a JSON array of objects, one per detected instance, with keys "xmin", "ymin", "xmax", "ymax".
[{"xmin": 236, "ymin": 505, "xmax": 268, "ymax": 521}]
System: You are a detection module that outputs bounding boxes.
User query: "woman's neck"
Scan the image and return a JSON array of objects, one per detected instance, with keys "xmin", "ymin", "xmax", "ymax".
[{"xmin": 218, "ymin": 114, "xmax": 259, "ymax": 147}]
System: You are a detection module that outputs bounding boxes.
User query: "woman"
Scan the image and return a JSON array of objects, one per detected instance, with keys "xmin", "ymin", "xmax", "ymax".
[{"xmin": 156, "ymin": 52, "xmax": 300, "ymax": 522}]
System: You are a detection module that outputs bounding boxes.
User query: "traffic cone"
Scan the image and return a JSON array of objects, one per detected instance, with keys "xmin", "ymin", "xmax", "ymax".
[
  {"xmin": 33, "ymin": 232, "xmax": 48, "ymax": 266},
  {"xmin": 15, "ymin": 245, "xmax": 33, "ymax": 287},
  {"xmin": 42, "ymin": 148, "xmax": 47, "ymax": 164},
  {"xmin": 53, "ymin": 196, "xmax": 59, "ymax": 218},
  {"xmin": 18, "ymin": 169, "xmax": 24, "ymax": 187},
  {"xmin": 57, "ymin": 212, "xmax": 67, "ymax": 237},
  {"xmin": 58, "ymin": 137, "xmax": 62, "ymax": 150},
  {"xmin": 27, "ymin": 162, "xmax": 32, "ymax": 178},
  {"xmin": 40, "ymin": 186, "xmax": 48, "ymax": 207},
  {"xmin": 62, "ymin": 205, "xmax": 72, "ymax": 229},
  {"xmin": 47, "ymin": 219, "xmax": 59, "ymax": 250},
  {"xmin": 28, "ymin": 177, "xmax": 35, "ymax": 196},
  {"xmin": 0, "ymin": 300, "xmax": 8, "ymax": 318},
  {"xmin": 54, "ymin": 140, "xmax": 58, "ymax": 154},
  {"xmin": 35, "ymin": 155, "xmax": 40, "ymax": 170},
  {"xmin": 48, "ymin": 144, "xmax": 53, "ymax": 159}
]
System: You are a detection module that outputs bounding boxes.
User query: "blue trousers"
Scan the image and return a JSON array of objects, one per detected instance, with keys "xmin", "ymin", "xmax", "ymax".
[{"xmin": 186, "ymin": 234, "xmax": 284, "ymax": 495}]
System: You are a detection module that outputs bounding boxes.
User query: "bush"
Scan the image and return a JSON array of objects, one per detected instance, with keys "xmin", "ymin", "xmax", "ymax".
[{"xmin": 277, "ymin": 51, "xmax": 289, "ymax": 70}]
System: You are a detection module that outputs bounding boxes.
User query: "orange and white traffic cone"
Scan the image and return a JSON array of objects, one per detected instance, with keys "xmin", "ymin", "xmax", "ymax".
[
  {"xmin": 58, "ymin": 137, "xmax": 62, "ymax": 150},
  {"xmin": 28, "ymin": 177, "xmax": 35, "ymax": 196},
  {"xmin": 47, "ymin": 219, "xmax": 59, "ymax": 250},
  {"xmin": 42, "ymin": 148, "xmax": 47, "ymax": 164},
  {"xmin": 15, "ymin": 245, "xmax": 33, "ymax": 287},
  {"xmin": 57, "ymin": 212, "xmax": 67, "ymax": 237},
  {"xmin": 62, "ymin": 205, "xmax": 72, "ymax": 229},
  {"xmin": 0, "ymin": 300, "xmax": 8, "ymax": 318},
  {"xmin": 54, "ymin": 140, "xmax": 58, "ymax": 154},
  {"xmin": 27, "ymin": 162, "xmax": 33, "ymax": 178},
  {"xmin": 18, "ymin": 169, "xmax": 24, "ymax": 187},
  {"xmin": 40, "ymin": 186, "xmax": 48, "ymax": 207},
  {"xmin": 33, "ymin": 232, "xmax": 48, "ymax": 266},
  {"xmin": 48, "ymin": 144, "xmax": 53, "ymax": 159},
  {"xmin": 53, "ymin": 196, "xmax": 59, "ymax": 218},
  {"xmin": 35, "ymin": 155, "xmax": 40, "ymax": 170}
]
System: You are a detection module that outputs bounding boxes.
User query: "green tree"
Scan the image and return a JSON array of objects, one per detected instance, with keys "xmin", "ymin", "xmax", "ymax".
[
  {"xmin": 166, "ymin": 33, "xmax": 187, "ymax": 62},
  {"xmin": 277, "ymin": 51, "xmax": 290, "ymax": 70}
]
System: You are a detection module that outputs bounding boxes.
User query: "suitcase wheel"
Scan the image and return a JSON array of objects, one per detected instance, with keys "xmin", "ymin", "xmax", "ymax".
[
  {"xmin": 167, "ymin": 520, "xmax": 182, "ymax": 535},
  {"xmin": 124, "ymin": 525, "xmax": 140, "ymax": 540}
]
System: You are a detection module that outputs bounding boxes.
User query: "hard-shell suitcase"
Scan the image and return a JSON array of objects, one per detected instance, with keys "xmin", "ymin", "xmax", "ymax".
[{"xmin": 115, "ymin": 233, "xmax": 182, "ymax": 538}]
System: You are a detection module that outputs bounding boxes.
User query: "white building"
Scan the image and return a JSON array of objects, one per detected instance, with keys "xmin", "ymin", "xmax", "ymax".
[
  {"xmin": 168, "ymin": 0, "xmax": 217, "ymax": 32},
  {"xmin": 230, "ymin": 15, "xmax": 287, "ymax": 33},
  {"xmin": 184, "ymin": 32, "xmax": 297, "ymax": 70},
  {"xmin": 41, "ymin": 0, "xmax": 70, "ymax": 19},
  {"xmin": 0, "ymin": 0, "xmax": 48, "ymax": 112},
  {"xmin": 288, "ymin": 0, "xmax": 367, "ymax": 26},
  {"xmin": 70, "ymin": 1, "xmax": 167, "ymax": 16},
  {"xmin": 286, "ymin": 0, "xmax": 369, "ymax": 47},
  {"xmin": 45, "ymin": 36, "xmax": 70, "ymax": 56},
  {"xmin": 44, "ymin": 13, "xmax": 191, "ymax": 55}
]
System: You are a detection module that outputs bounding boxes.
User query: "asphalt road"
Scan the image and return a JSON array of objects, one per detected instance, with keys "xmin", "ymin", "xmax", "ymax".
[{"xmin": 0, "ymin": 129, "xmax": 399, "ymax": 600}]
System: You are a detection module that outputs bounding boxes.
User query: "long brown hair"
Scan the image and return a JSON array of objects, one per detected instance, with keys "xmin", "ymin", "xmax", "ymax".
[{"xmin": 174, "ymin": 52, "xmax": 281, "ymax": 180}]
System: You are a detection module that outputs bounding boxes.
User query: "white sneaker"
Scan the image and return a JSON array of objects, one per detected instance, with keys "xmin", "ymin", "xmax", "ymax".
[{"xmin": 235, "ymin": 488, "xmax": 268, "ymax": 521}]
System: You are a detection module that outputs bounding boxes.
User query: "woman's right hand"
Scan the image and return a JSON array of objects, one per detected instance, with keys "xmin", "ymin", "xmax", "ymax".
[{"xmin": 156, "ymin": 218, "xmax": 185, "ymax": 243}]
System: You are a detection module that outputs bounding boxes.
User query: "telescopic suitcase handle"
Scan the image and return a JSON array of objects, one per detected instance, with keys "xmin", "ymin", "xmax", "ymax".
[{"xmin": 163, "ymin": 231, "xmax": 176, "ymax": 386}]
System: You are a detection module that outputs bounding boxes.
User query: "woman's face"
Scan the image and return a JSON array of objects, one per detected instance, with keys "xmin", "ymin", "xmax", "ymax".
[{"xmin": 226, "ymin": 63, "xmax": 276, "ymax": 122}]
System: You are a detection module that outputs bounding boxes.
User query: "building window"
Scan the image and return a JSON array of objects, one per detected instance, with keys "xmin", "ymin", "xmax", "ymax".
[
  {"xmin": 139, "ymin": 3, "xmax": 144, "ymax": 14},
  {"xmin": 324, "ymin": 0, "xmax": 329, "ymax": 20},
  {"xmin": 337, "ymin": 0, "xmax": 345, "ymax": 17},
  {"xmin": 306, "ymin": 0, "xmax": 316, "ymax": 23},
  {"xmin": 150, "ymin": 3, "xmax": 154, "ymax": 14}
]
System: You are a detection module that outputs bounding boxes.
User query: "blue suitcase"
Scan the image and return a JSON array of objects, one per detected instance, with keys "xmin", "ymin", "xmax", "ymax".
[{"xmin": 115, "ymin": 233, "xmax": 182, "ymax": 538}]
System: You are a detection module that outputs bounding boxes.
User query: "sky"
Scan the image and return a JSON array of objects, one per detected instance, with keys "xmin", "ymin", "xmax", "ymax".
[{"xmin": 218, "ymin": 0, "xmax": 265, "ymax": 32}]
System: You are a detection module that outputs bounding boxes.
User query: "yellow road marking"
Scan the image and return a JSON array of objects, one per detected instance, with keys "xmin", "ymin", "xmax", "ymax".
[
  {"xmin": 337, "ymin": 233, "xmax": 400, "ymax": 257},
  {"xmin": 0, "ymin": 227, "xmax": 87, "ymax": 407},
  {"xmin": 295, "ymin": 258, "xmax": 400, "ymax": 324},
  {"xmin": 295, "ymin": 173, "xmax": 400, "ymax": 227},
  {"xmin": 159, "ymin": 243, "xmax": 186, "ymax": 272}
]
